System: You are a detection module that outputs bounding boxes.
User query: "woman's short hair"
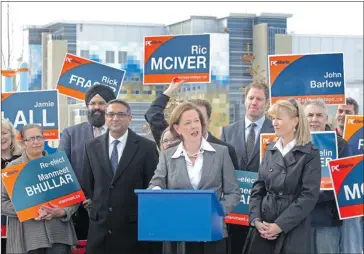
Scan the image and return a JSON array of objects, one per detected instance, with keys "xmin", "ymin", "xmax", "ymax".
[
  {"xmin": 168, "ymin": 102, "xmax": 206, "ymax": 139},
  {"xmin": 268, "ymin": 99, "xmax": 311, "ymax": 146},
  {"xmin": 20, "ymin": 124, "xmax": 43, "ymax": 140},
  {"xmin": 1, "ymin": 118, "xmax": 22, "ymax": 156}
]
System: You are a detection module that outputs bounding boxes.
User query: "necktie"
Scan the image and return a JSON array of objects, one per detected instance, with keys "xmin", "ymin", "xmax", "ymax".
[
  {"xmin": 246, "ymin": 123, "xmax": 257, "ymax": 159},
  {"xmin": 111, "ymin": 140, "xmax": 120, "ymax": 174},
  {"xmin": 94, "ymin": 127, "xmax": 102, "ymax": 137}
]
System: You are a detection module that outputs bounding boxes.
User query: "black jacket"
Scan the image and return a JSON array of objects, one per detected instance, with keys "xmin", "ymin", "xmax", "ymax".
[
  {"xmin": 144, "ymin": 94, "xmax": 239, "ymax": 169},
  {"xmin": 311, "ymin": 128, "xmax": 349, "ymax": 227},
  {"xmin": 82, "ymin": 129, "xmax": 161, "ymax": 254},
  {"xmin": 244, "ymin": 142, "xmax": 321, "ymax": 254}
]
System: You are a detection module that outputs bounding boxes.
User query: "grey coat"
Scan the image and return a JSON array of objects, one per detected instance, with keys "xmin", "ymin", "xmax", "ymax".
[
  {"xmin": 58, "ymin": 122, "xmax": 95, "ymax": 181},
  {"xmin": 244, "ymin": 141, "xmax": 321, "ymax": 254},
  {"xmin": 148, "ymin": 142, "xmax": 241, "ymax": 237},
  {"xmin": 1, "ymin": 152, "xmax": 78, "ymax": 254},
  {"xmin": 221, "ymin": 118, "xmax": 274, "ymax": 172}
]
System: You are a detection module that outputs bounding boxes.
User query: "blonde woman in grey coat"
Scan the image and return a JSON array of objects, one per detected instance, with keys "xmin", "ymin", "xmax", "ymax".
[{"xmin": 1, "ymin": 124, "xmax": 78, "ymax": 254}]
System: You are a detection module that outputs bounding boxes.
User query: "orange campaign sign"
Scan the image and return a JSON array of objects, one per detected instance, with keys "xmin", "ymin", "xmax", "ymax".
[
  {"xmin": 343, "ymin": 115, "xmax": 364, "ymax": 156},
  {"xmin": 1, "ymin": 152, "xmax": 85, "ymax": 222},
  {"xmin": 259, "ymin": 133, "xmax": 277, "ymax": 163}
]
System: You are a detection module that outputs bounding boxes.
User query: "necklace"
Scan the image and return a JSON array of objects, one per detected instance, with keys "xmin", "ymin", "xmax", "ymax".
[{"xmin": 186, "ymin": 151, "xmax": 200, "ymax": 158}]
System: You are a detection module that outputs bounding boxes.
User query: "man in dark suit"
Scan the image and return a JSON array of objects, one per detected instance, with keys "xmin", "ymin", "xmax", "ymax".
[
  {"xmin": 144, "ymin": 79, "xmax": 239, "ymax": 169},
  {"xmin": 82, "ymin": 99, "xmax": 161, "ymax": 254},
  {"xmin": 58, "ymin": 85, "xmax": 116, "ymax": 240},
  {"xmin": 220, "ymin": 82, "xmax": 274, "ymax": 254}
]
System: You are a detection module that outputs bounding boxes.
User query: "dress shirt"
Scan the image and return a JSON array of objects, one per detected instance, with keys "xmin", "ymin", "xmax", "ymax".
[
  {"xmin": 108, "ymin": 130, "xmax": 128, "ymax": 163},
  {"xmin": 274, "ymin": 138, "xmax": 297, "ymax": 157},
  {"xmin": 171, "ymin": 138, "xmax": 215, "ymax": 189},
  {"xmin": 245, "ymin": 116, "xmax": 265, "ymax": 143}
]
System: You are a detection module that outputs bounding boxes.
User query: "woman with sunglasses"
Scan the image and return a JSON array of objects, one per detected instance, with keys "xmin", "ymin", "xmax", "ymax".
[{"xmin": 1, "ymin": 124, "xmax": 78, "ymax": 254}]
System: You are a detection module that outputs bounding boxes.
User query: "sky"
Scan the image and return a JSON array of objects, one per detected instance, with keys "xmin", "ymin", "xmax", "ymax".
[{"xmin": 1, "ymin": 1, "xmax": 363, "ymax": 69}]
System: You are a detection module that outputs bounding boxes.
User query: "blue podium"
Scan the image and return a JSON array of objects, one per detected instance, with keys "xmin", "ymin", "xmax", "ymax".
[{"xmin": 135, "ymin": 189, "xmax": 225, "ymax": 242}]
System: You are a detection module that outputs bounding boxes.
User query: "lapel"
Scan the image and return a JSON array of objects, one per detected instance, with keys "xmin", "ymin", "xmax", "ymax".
[
  {"xmin": 266, "ymin": 144, "xmax": 286, "ymax": 168},
  {"xmin": 112, "ymin": 129, "xmax": 139, "ymax": 184},
  {"xmin": 172, "ymin": 155, "xmax": 195, "ymax": 189},
  {"xmin": 197, "ymin": 150, "xmax": 216, "ymax": 189},
  {"xmin": 247, "ymin": 118, "xmax": 274, "ymax": 165},
  {"xmin": 239, "ymin": 120, "xmax": 249, "ymax": 166},
  {"xmin": 96, "ymin": 133, "xmax": 114, "ymax": 180},
  {"xmin": 84, "ymin": 122, "xmax": 95, "ymax": 139},
  {"xmin": 284, "ymin": 151, "xmax": 297, "ymax": 168}
]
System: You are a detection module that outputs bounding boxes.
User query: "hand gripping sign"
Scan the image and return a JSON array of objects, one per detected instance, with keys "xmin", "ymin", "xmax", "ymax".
[
  {"xmin": 1, "ymin": 90, "xmax": 59, "ymax": 140},
  {"xmin": 1, "ymin": 151, "xmax": 85, "ymax": 222},
  {"xmin": 343, "ymin": 115, "xmax": 364, "ymax": 156},
  {"xmin": 57, "ymin": 54, "xmax": 126, "ymax": 100},
  {"xmin": 144, "ymin": 34, "xmax": 211, "ymax": 84},
  {"xmin": 268, "ymin": 53, "xmax": 345, "ymax": 105},
  {"xmin": 225, "ymin": 171, "xmax": 258, "ymax": 226},
  {"xmin": 329, "ymin": 154, "xmax": 364, "ymax": 219}
]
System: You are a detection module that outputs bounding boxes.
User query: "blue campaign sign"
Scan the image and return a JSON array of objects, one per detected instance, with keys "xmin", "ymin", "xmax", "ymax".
[
  {"xmin": 1, "ymin": 90, "xmax": 59, "ymax": 140},
  {"xmin": 312, "ymin": 131, "xmax": 338, "ymax": 190},
  {"xmin": 57, "ymin": 54, "xmax": 126, "ymax": 101},
  {"xmin": 329, "ymin": 155, "xmax": 364, "ymax": 219},
  {"xmin": 225, "ymin": 170, "xmax": 258, "ymax": 226},
  {"xmin": 269, "ymin": 53, "xmax": 345, "ymax": 105},
  {"xmin": 343, "ymin": 115, "xmax": 364, "ymax": 156},
  {"xmin": 1, "ymin": 151, "xmax": 85, "ymax": 222},
  {"xmin": 144, "ymin": 34, "xmax": 211, "ymax": 84}
]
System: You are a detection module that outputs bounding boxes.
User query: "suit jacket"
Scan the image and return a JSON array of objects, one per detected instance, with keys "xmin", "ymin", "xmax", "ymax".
[
  {"xmin": 82, "ymin": 129, "xmax": 161, "ymax": 254},
  {"xmin": 58, "ymin": 122, "xmax": 95, "ymax": 181},
  {"xmin": 148, "ymin": 142, "xmax": 240, "ymax": 237},
  {"xmin": 221, "ymin": 118, "xmax": 274, "ymax": 172},
  {"xmin": 207, "ymin": 132, "xmax": 239, "ymax": 169}
]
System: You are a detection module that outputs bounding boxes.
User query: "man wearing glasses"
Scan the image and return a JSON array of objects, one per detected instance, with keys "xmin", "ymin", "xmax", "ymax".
[
  {"xmin": 82, "ymin": 99, "xmax": 161, "ymax": 254},
  {"xmin": 58, "ymin": 85, "xmax": 116, "ymax": 241}
]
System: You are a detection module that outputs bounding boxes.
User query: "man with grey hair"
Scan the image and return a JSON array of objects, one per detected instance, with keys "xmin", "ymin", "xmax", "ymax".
[{"xmin": 304, "ymin": 99, "xmax": 349, "ymax": 254}]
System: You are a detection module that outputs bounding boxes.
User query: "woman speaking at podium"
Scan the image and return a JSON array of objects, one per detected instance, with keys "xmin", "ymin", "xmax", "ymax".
[{"xmin": 149, "ymin": 102, "xmax": 240, "ymax": 254}]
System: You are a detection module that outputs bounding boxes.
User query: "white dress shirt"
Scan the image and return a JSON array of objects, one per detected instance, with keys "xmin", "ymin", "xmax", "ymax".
[
  {"xmin": 245, "ymin": 116, "xmax": 265, "ymax": 143},
  {"xmin": 171, "ymin": 138, "xmax": 216, "ymax": 189},
  {"xmin": 274, "ymin": 138, "xmax": 297, "ymax": 157},
  {"xmin": 108, "ymin": 130, "xmax": 128, "ymax": 163}
]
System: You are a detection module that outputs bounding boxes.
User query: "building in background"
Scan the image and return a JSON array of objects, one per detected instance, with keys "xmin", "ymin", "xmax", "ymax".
[
  {"xmin": 275, "ymin": 34, "xmax": 364, "ymax": 125},
  {"xmin": 19, "ymin": 13, "xmax": 292, "ymax": 137}
]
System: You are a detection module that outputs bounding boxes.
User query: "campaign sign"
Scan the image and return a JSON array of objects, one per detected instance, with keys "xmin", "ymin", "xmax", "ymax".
[
  {"xmin": 343, "ymin": 115, "xmax": 364, "ymax": 156},
  {"xmin": 1, "ymin": 215, "xmax": 7, "ymax": 238},
  {"xmin": 1, "ymin": 151, "xmax": 85, "ymax": 222},
  {"xmin": 225, "ymin": 171, "xmax": 258, "ymax": 226},
  {"xmin": 1, "ymin": 90, "xmax": 59, "ymax": 140},
  {"xmin": 144, "ymin": 34, "xmax": 211, "ymax": 84},
  {"xmin": 312, "ymin": 132, "xmax": 338, "ymax": 190},
  {"xmin": 329, "ymin": 154, "xmax": 364, "ymax": 219},
  {"xmin": 57, "ymin": 54, "xmax": 126, "ymax": 100},
  {"xmin": 260, "ymin": 133, "xmax": 277, "ymax": 163},
  {"xmin": 269, "ymin": 53, "xmax": 345, "ymax": 105}
]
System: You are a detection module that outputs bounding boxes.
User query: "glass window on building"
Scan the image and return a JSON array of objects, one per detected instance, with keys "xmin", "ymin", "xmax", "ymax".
[
  {"xmin": 106, "ymin": 51, "xmax": 115, "ymax": 63},
  {"xmin": 80, "ymin": 50, "xmax": 89, "ymax": 59},
  {"xmin": 118, "ymin": 51, "xmax": 127, "ymax": 64}
]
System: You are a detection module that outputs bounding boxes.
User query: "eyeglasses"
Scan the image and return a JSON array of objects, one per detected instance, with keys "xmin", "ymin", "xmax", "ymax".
[
  {"xmin": 106, "ymin": 112, "xmax": 130, "ymax": 118},
  {"xmin": 88, "ymin": 101, "xmax": 107, "ymax": 107},
  {"xmin": 23, "ymin": 135, "xmax": 44, "ymax": 142}
]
